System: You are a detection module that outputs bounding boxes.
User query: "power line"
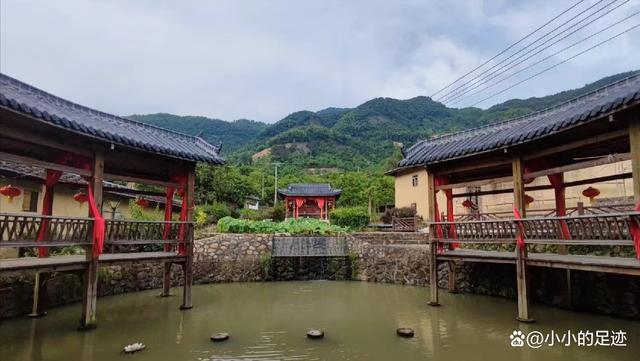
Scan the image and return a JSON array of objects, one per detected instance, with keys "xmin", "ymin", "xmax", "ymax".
[
  {"xmin": 435, "ymin": 0, "xmax": 617, "ymax": 102},
  {"xmin": 447, "ymin": 8, "xmax": 640, "ymax": 106},
  {"xmin": 467, "ymin": 23, "xmax": 640, "ymax": 108},
  {"xmin": 442, "ymin": 0, "xmax": 631, "ymax": 105},
  {"xmin": 429, "ymin": 0, "xmax": 586, "ymax": 98}
]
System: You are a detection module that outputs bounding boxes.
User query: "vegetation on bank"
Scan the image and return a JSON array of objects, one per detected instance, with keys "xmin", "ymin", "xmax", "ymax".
[{"xmin": 217, "ymin": 217, "xmax": 349, "ymax": 235}]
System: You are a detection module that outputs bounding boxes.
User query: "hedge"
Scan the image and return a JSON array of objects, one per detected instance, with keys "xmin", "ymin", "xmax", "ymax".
[{"xmin": 329, "ymin": 207, "xmax": 370, "ymax": 230}]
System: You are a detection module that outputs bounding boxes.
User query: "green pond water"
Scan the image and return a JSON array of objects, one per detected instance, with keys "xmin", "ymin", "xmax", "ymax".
[{"xmin": 0, "ymin": 281, "xmax": 638, "ymax": 361}]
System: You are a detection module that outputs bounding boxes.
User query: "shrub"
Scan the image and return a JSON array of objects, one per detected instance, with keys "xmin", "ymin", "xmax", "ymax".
[
  {"xmin": 201, "ymin": 202, "xmax": 231, "ymax": 222},
  {"xmin": 271, "ymin": 204, "xmax": 285, "ymax": 222},
  {"xmin": 239, "ymin": 208, "xmax": 271, "ymax": 220},
  {"xmin": 217, "ymin": 217, "xmax": 348, "ymax": 235},
  {"xmin": 380, "ymin": 207, "xmax": 416, "ymax": 224},
  {"xmin": 329, "ymin": 207, "xmax": 370, "ymax": 230}
]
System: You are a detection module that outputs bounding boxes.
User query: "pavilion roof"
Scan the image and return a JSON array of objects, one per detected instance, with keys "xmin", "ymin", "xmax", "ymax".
[
  {"xmin": 278, "ymin": 183, "xmax": 342, "ymax": 198},
  {"xmin": 0, "ymin": 73, "xmax": 224, "ymax": 164},
  {"xmin": 393, "ymin": 74, "xmax": 640, "ymax": 172}
]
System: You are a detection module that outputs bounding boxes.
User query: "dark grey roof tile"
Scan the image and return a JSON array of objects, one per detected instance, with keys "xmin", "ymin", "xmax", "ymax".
[{"xmin": 0, "ymin": 73, "xmax": 224, "ymax": 164}]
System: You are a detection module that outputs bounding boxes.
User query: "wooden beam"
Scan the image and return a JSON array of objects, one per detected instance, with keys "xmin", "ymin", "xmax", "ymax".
[
  {"xmin": 526, "ymin": 153, "xmax": 631, "ymax": 179},
  {"xmin": 451, "ymin": 172, "xmax": 633, "ymax": 198},
  {"xmin": 426, "ymin": 170, "xmax": 440, "ymax": 307},
  {"xmin": 79, "ymin": 150, "xmax": 103, "ymax": 330},
  {"xmin": 0, "ymin": 116, "xmax": 93, "ymax": 156},
  {"xmin": 630, "ymin": 120, "xmax": 640, "ymax": 205},
  {"xmin": 434, "ymin": 158, "xmax": 512, "ymax": 176},
  {"xmin": 512, "ymin": 155, "xmax": 533, "ymax": 323},
  {"xmin": 437, "ymin": 176, "xmax": 513, "ymax": 191},
  {"xmin": 522, "ymin": 128, "xmax": 629, "ymax": 160},
  {"xmin": 0, "ymin": 152, "xmax": 91, "ymax": 176},
  {"xmin": 103, "ymin": 173, "xmax": 179, "ymax": 188}
]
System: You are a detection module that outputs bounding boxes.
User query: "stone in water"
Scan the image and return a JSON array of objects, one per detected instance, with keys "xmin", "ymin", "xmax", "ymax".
[
  {"xmin": 210, "ymin": 332, "xmax": 230, "ymax": 342},
  {"xmin": 307, "ymin": 329, "xmax": 324, "ymax": 339},
  {"xmin": 123, "ymin": 342, "xmax": 146, "ymax": 353},
  {"xmin": 396, "ymin": 328, "xmax": 415, "ymax": 338}
]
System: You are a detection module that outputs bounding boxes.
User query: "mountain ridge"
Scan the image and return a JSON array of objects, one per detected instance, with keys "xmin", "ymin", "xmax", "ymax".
[{"xmin": 128, "ymin": 70, "xmax": 638, "ymax": 169}]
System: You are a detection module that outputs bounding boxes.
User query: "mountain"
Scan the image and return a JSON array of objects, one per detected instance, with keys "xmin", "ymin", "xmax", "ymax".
[
  {"xmin": 127, "ymin": 113, "xmax": 267, "ymax": 152},
  {"xmin": 129, "ymin": 70, "xmax": 638, "ymax": 169}
]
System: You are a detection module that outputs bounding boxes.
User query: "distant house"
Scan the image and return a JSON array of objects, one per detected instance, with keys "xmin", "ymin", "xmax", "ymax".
[
  {"xmin": 244, "ymin": 195, "xmax": 261, "ymax": 210},
  {"xmin": 278, "ymin": 183, "xmax": 342, "ymax": 220}
]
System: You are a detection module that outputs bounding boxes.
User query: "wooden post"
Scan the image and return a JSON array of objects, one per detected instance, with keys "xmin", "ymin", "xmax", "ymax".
[
  {"xmin": 79, "ymin": 150, "xmax": 103, "ymax": 329},
  {"xmin": 180, "ymin": 168, "xmax": 195, "ymax": 310},
  {"xmin": 512, "ymin": 155, "xmax": 533, "ymax": 322},
  {"xmin": 630, "ymin": 119, "xmax": 640, "ymax": 204},
  {"xmin": 426, "ymin": 170, "xmax": 440, "ymax": 306},
  {"xmin": 29, "ymin": 179, "xmax": 57, "ymax": 317},
  {"xmin": 160, "ymin": 262, "xmax": 172, "ymax": 297},
  {"xmin": 28, "ymin": 272, "xmax": 50, "ymax": 317},
  {"xmin": 447, "ymin": 261, "xmax": 458, "ymax": 293}
]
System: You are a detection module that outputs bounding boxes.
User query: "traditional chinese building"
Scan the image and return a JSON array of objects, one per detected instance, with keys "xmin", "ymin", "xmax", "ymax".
[{"xmin": 278, "ymin": 183, "xmax": 341, "ymax": 220}]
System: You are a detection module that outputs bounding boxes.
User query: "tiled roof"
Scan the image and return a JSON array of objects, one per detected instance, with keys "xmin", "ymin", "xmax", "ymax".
[
  {"xmin": 0, "ymin": 160, "xmax": 180, "ymax": 208},
  {"xmin": 396, "ymin": 74, "xmax": 640, "ymax": 169},
  {"xmin": 0, "ymin": 73, "xmax": 224, "ymax": 164},
  {"xmin": 278, "ymin": 183, "xmax": 342, "ymax": 197}
]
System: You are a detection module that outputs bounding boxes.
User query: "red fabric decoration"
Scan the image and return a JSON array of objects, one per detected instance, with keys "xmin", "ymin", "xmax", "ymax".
[
  {"xmin": 37, "ymin": 169, "xmax": 62, "ymax": 257},
  {"xmin": 163, "ymin": 187, "xmax": 175, "ymax": 252},
  {"xmin": 444, "ymin": 189, "xmax": 459, "ymax": 248},
  {"xmin": 0, "ymin": 185, "xmax": 21, "ymax": 201},
  {"xmin": 631, "ymin": 202, "xmax": 640, "ymax": 260},
  {"xmin": 316, "ymin": 198, "xmax": 325, "ymax": 219},
  {"xmin": 83, "ymin": 177, "xmax": 105, "ymax": 258},
  {"xmin": 295, "ymin": 197, "xmax": 305, "ymax": 219},
  {"xmin": 547, "ymin": 173, "xmax": 570, "ymax": 240},
  {"xmin": 73, "ymin": 192, "xmax": 88, "ymax": 203},
  {"xmin": 513, "ymin": 208, "xmax": 526, "ymax": 250}
]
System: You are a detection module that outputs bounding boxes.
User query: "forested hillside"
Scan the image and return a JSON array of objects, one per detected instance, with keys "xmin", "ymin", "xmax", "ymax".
[{"xmin": 129, "ymin": 70, "xmax": 637, "ymax": 170}]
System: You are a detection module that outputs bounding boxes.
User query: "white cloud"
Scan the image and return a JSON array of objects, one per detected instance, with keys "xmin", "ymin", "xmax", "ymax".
[{"xmin": 1, "ymin": 0, "xmax": 638, "ymax": 122}]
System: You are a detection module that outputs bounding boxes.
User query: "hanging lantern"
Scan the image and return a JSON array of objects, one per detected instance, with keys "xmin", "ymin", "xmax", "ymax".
[
  {"xmin": 582, "ymin": 187, "xmax": 600, "ymax": 203},
  {"xmin": 462, "ymin": 199, "xmax": 475, "ymax": 208},
  {"xmin": 0, "ymin": 185, "xmax": 21, "ymax": 203},
  {"xmin": 73, "ymin": 191, "xmax": 88, "ymax": 205},
  {"xmin": 135, "ymin": 198, "xmax": 150, "ymax": 208},
  {"xmin": 524, "ymin": 194, "xmax": 534, "ymax": 208}
]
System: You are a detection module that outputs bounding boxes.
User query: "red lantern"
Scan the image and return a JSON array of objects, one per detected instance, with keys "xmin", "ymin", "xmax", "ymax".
[
  {"xmin": 462, "ymin": 199, "xmax": 475, "ymax": 208},
  {"xmin": 135, "ymin": 198, "xmax": 150, "ymax": 208},
  {"xmin": 0, "ymin": 185, "xmax": 21, "ymax": 203},
  {"xmin": 524, "ymin": 194, "xmax": 534, "ymax": 206},
  {"xmin": 73, "ymin": 192, "xmax": 88, "ymax": 204},
  {"xmin": 582, "ymin": 187, "xmax": 600, "ymax": 202}
]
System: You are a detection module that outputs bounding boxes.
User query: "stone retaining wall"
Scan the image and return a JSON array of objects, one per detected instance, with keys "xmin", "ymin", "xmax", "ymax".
[{"xmin": 1, "ymin": 232, "xmax": 638, "ymax": 319}]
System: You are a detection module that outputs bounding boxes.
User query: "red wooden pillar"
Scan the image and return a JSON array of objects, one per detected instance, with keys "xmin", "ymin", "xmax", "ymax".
[{"xmin": 180, "ymin": 168, "xmax": 196, "ymax": 310}]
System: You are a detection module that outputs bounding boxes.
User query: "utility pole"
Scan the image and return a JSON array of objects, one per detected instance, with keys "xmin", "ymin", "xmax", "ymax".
[{"xmin": 273, "ymin": 162, "xmax": 282, "ymax": 205}]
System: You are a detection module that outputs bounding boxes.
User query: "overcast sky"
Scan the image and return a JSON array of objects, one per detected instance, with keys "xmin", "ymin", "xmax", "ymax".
[{"xmin": 1, "ymin": 0, "xmax": 639, "ymax": 122}]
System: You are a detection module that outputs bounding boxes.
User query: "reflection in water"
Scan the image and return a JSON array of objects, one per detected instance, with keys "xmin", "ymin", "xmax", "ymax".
[{"xmin": 1, "ymin": 281, "xmax": 638, "ymax": 361}]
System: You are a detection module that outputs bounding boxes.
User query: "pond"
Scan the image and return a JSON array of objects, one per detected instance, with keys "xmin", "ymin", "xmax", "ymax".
[{"xmin": 1, "ymin": 281, "xmax": 638, "ymax": 361}]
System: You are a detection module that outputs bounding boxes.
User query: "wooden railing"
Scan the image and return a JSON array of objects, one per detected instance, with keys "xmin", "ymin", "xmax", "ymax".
[
  {"xmin": 0, "ymin": 213, "xmax": 92, "ymax": 247},
  {"xmin": 432, "ymin": 212, "xmax": 640, "ymax": 247},
  {"xmin": 0, "ymin": 213, "xmax": 193, "ymax": 250},
  {"xmin": 452, "ymin": 202, "xmax": 636, "ymax": 221},
  {"xmin": 105, "ymin": 219, "xmax": 193, "ymax": 245},
  {"xmin": 392, "ymin": 216, "xmax": 418, "ymax": 232}
]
